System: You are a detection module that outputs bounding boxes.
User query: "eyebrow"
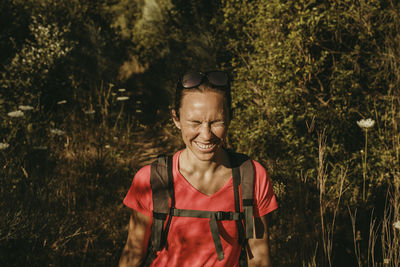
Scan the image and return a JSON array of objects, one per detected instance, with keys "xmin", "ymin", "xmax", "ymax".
[{"xmin": 187, "ymin": 119, "xmax": 225, "ymax": 123}]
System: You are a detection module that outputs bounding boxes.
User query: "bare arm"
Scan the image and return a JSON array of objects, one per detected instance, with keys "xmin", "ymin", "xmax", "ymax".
[
  {"xmin": 119, "ymin": 210, "xmax": 152, "ymax": 267},
  {"xmin": 247, "ymin": 215, "xmax": 272, "ymax": 267}
]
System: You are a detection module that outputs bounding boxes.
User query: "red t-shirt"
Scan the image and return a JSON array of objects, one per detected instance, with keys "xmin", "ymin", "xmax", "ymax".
[{"xmin": 123, "ymin": 150, "xmax": 278, "ymax": 267}]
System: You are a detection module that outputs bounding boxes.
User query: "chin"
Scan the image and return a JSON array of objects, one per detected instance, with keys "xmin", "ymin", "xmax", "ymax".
[
  {"xmin": 190, "ymin": 146, "xmax": 222, "ymax": 161},
  {"xmin": 195, "ymin": 152, "xmax": 217, "ymax": 161}
]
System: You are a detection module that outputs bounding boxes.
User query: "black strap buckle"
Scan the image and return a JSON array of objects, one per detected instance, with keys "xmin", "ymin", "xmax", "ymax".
[
  {"xmin": 153, "ymin": 212, "xmax": 168, "ymax": 220},
  {"xmin": 215, "ymin": 211, "xmax": 233, "ymax": 220},
  {"xmin": 169, "ymin": 207, "xmax": 174, "ymax": 215}
]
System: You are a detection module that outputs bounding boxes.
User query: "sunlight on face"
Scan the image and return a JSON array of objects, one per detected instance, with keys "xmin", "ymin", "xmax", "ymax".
[{"xmin": 173, "ymin": 90, "xmax": 229, "ymax": 161}]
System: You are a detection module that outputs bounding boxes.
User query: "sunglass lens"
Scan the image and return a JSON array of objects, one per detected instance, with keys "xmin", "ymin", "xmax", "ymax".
[
  {"xmin": 207, "ymin": 71, "xmax": 228, "ymax": 86},
  {"xmin": 182, "ymin": 73, "xmax": 203, "ymax": 88}
]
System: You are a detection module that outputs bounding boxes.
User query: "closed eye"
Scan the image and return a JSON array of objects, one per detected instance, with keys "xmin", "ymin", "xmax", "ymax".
[
  {"xmin": 211, "ymin": 121, "xmax": 225, "ymax": 126},
  {"xmin": 188, "ymin": 120, "xmax": 201, "ymax": 125}
]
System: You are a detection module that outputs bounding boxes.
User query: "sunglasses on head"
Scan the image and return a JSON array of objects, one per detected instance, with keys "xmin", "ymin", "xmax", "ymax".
[{"xmin": 179, "ymin": 71, "xmax": 230, "ymax": 89}]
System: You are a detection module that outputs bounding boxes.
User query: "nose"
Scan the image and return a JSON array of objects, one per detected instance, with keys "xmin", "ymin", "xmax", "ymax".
[{"xmin": 199, "ymin": 123, "xmax": 212, "ymax": 139}]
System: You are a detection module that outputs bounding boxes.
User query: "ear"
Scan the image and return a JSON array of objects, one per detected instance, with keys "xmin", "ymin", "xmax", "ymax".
[{"xmin": 171, "ymin": 109, "xmax": 181, "ymax": 130}]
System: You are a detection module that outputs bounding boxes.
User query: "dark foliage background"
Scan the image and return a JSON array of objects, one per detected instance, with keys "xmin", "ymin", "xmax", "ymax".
[{"xmin": 1, "ymin": 0, "xmax": 399, "ymax": 266}]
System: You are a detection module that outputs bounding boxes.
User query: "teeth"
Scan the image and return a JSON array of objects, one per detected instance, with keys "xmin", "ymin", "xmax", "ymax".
[{"xmin": 196, "ymin": 142, "xmax": 214, "ymax": 149}]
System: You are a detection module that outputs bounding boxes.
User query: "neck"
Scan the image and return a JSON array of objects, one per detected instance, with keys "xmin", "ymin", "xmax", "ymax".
[{"xmin": 180, "ymin": 148, "xmax": 229, "ymax": 174}]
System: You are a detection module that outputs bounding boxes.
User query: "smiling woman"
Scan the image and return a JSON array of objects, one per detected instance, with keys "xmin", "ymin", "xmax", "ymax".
[
  {"xmin": 172, "ymin": 90, "xmax": 228, "ymax": 163},
  {"xmin": 119, "ymin": 70, "xmax": 278, "ymax": 267}
]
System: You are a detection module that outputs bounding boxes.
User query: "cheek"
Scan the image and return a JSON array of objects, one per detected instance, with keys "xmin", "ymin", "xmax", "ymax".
[
  {"xmin": 212, "ymin": 126, "xmax": 228, "ymax": 138},
  {"xmin": 181, "ymin": 126, "xmax": 197, "ymax": 140}
]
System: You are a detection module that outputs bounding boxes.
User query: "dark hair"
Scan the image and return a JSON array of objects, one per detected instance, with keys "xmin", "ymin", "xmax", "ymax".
[{"xmin": 174, "ymin": 81, "xmax": 232, "ymax": 120}]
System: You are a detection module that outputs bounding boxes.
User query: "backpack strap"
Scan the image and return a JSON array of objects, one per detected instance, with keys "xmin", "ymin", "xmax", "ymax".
[
  {"xmin": 240, "ymin": 158, "xmax": 255, "ymax": 239},
  {"xmin": 228, "ymin": 151, "xmax": 255, "ymax": 240},
  {"xmin": 228, "ymin": 151, "xmax": 255, "ymax": 267},
  {"xmin": 140, "ymin": 155, "xmax": 173, "ymax": 267},
  {"xmin": 232, "ymin": 163, "xmax": 245, "ymax": 244},
  {"xmin": 149, "ymin": 155, "xmax": 174, "ymax": 250}
]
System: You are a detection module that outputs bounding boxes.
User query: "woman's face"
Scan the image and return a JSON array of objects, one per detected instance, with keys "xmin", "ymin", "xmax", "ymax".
[{"xmin": 172, "ymin": 90, "xmax": 229, "ymax": 162}]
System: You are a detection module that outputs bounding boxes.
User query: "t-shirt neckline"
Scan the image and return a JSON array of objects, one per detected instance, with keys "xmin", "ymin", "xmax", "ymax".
[{"xmin": 174, "ymin": 150, "xmax": 233, "ymax": 198}]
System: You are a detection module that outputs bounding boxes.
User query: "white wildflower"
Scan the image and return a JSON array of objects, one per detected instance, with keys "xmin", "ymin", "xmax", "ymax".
[
  {"xmin": 136, "ymin": 109, "xmax": 142, "ymax": 113},
  {"xmin": 117, "ymin": 96, "xmax": 129, "ymax": 101},
  {"xmin": 7, "ymin": 110, "xmax": 24, "ymax": 118},
  {"xmin": 0, "ymin": 142, "xmax": 10, "ymax": 150},
  {"xmin": 357, "ymin": 118, "xmax": 375, "ymax": 129},
  {"xmin": 50, "ymin": 128, "xmax": 65, "ymax": 135},
  {"xmin": 57, "ymin": 100, "xmax": 67, "ymax": 105},
  {"xmin": 394, "ymin": 220, "xmax": 400, "ymax": 230},
  {"xmin": 118, "ymin": 88, "xmax": 126, "ymax": 92},
  {"xmin": 111, "ymin": 92, "xmax": 117, "ymax": 96},
  {"xmin": 105, "ymin": 144, "xmax": 110, "ymax": 149},
  {"xmin": 84, "ymin": 109, "xmax": 96, "ymax": 115},
  {"xmin": 18, "ymin": 105, "xmax": 34, "ymax": 111}
]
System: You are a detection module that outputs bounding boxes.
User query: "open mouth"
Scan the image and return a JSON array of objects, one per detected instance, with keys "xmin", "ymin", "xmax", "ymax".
[{"xmin": 194, "ymin": 142, "xmax": 216, "ymax": 150}]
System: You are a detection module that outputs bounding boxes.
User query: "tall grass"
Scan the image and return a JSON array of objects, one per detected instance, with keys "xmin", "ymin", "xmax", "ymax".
[
  {"xmin": 0, "ymin": 82, "xmax": 176, "ymax": 266},
  {"xmin": 267, "ymin": 90, "xmax": 400, "ymax": 267},
  {"xmin": 318, "ymin": 129, "xmax": 346, "ymax": 267}
]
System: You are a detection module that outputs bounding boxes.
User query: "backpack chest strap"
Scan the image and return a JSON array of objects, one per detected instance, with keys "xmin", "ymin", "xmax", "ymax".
[
  {"xmin": 172, "ymin": 208, "xmax": 243, "ymax": 220},
  {"xmin": 171, "ymin": 208, "xmax": 243, "ymax": 261}
]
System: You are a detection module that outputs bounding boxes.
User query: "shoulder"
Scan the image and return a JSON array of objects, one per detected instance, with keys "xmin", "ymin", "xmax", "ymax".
[
  {"xmin": 123, "ymin": 164, "xmax": 153, "ymax": 215},
  {"xmin": 250, "ymin": 159, "xmax": 271, "ymax": 190},
  {"xmin": 250, "ymin": 159, "xmax": 268, "ymax": 177},
  {"xmin": 134, "ymin": 164, "xmax": 152, "ymax": 181},
  {"xmin": 135, "ymin": 151, "xmax": 180, "ymax": 183},
  {"xmin": 127, "ymin": 164, "xmax": 152, "ymax": 195},
  {"xmin": 229, "ymin": 150, "xmax": 268, "ymax": 176},
  {"xmin": 248, "ymin": 159, "xmax": 278, "ymax": 216}
]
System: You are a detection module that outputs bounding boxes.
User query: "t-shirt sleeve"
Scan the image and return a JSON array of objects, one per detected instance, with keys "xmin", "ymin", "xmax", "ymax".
[
  {"xmin": 123, "ymin": 165, "xmax": 153, "ymax": 217},
  {"xmin": 252, "ymin": 160, "xmax": 278, "ymax": 217}
]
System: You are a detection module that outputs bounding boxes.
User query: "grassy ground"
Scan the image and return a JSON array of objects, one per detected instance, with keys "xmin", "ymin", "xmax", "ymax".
[{"xmin": 0, "ymin": 112, "xmax": 181, "ymax": 266}]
